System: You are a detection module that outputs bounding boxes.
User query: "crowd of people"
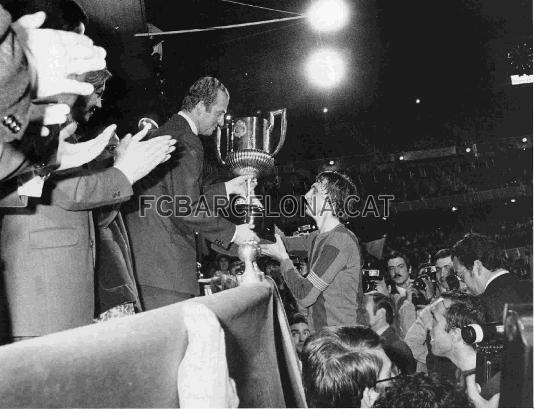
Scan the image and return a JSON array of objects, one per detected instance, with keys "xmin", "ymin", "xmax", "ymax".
[
  {"xmin": 0, "ymin": 1, "xmax": 532, "ymax": 408},
  {"xmin": 270, "ymin": 148, "xmax": 532, "ymax": 203}
]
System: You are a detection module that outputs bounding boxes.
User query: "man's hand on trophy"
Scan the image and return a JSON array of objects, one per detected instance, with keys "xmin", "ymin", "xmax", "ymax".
[
  {"xmin": 225, "ymin": 175, "xmax": 258, "ymax": 197},
  {"xmin": 233, "ymin": 223, "xmax": 259, "ymax": 245},
  {"xmin": 259, "ymin": 234, "xmax": 289, "ymax": 262}
]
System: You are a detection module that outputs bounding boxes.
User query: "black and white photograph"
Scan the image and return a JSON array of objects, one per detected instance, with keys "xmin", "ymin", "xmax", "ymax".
[{"xmin": 0, "ymin": 0, "xmax": 532, "ymax": 407}]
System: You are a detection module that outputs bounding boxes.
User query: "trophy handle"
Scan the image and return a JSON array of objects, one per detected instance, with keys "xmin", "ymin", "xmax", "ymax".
[
  {"xmin": 215, "ymin": 127, "xmax": 227, "ymax": 165},
  {"xmin": 268, "ymin": 108, "xmax": 287, "ymax": 157}
]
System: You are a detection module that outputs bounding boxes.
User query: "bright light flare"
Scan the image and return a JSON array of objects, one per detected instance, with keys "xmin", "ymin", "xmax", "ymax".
[
  {"xmin": 305, "ymin": 48, "xmax": 346, "ymax": 88},
  {"xmin": 307, "ymin": 0, "xmax": 350, "ymax": 32}
]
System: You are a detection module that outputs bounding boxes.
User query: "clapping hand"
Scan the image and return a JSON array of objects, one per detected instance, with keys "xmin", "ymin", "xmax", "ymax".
[
  {"xmin": 12, "ymin": 11, "xmax": 106, "ymax": 98},
  {"xmin": 56, "ymin": 123, "xmax": 116, "ymax": 170},
  {"xmin": 113, "ymin": 127, "xmax": 176, "ymax": 184}
]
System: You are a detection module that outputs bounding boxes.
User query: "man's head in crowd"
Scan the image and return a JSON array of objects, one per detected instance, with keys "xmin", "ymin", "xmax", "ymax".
[
  {"xmin": 209, "ymin": 271, "xmax": 238, "ymax": 294},
  {"xmin": 229, "ymin": 259, "xmax": 244, "ymax": 275},
  {"xmin": 386, "ymin": 251, "xmax": 411, "ymax": 288},
  {"xmin": 372, "ymin": 372, "xmax": 471, "ymax": 408},
  {"xmin": 181, "ymin": 76, "xmax": 229, "ymax": 136},
  {"xmin": 430, "ymin": 292, "xmax": 489, "ymax": 366},
  {"xmin": 304, "ymin": 171, "xmax": 358, "ymax": 222},
  {"xmin": 71, "ymin": 69, "xmax": 112, "ymax": 124},
  {"xmin": 289, "ymin": 313, "xmax": 311, "ymax": 355},
  {"xmin": 364, "ymin": 292, "xmax": 394, "ymax": 333},
  {"xmin": 216, "ymin": 255, "xmax": 230, "ymax": 273},
  {"xmin": 264, "ymin": 259, "xmax": 281, "ymax": 283},
  {"xmin": 451, "ymin": 233, "xmax": 505, "ymax": 295},
  {"xmin": 434, "ymin": 248, "xmax": 456, "ymax": 292},
  {"xmin": 301, "ymin": 325, "xmax": 393, "ymax": 408}
]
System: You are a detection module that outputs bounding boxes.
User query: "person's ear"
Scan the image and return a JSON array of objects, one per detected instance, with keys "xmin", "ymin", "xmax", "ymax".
[
  {"xmin": 377, "ymin": 307, "xmax": 386, "ymax": 320},
  {"xmin": 473, "ymin": 260, "xmax": 483, "ymax": 277},
  {"xmin": 194, "ymin": 101, "xmax": 205, "ymax": 115},
  {"xmin": 450, "ymin": 327, "xmax": 463, "ymax": 343},
  {"xmin": 361, "ymin": 387, "xmax": 379, "ymax": 408}
]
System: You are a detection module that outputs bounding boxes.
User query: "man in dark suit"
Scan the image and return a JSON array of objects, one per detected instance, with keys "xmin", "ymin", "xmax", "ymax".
[
  {"xmin": 364, "ymin": 292, "xmax": 416, "ymax": 374},
  {"xmin": 452, "ymin": 233, "xmax": 532, "ymax": 322},
  {"xmin": 124, "ymin": 76, "xmax": 259, "ymax": 309}
]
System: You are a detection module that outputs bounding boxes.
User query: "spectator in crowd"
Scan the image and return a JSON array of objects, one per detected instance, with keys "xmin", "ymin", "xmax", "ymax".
[
  {"xmin": 229, "ymin": 258, "xmax": 244, "ymax": 275},
  {"xmin": 261, "ymin": 171, "xmax": 365, "ymax": 332},
  {"xmin": 264, "ymin": 259, "xmax": 282, "ymax": 285},
  {"xmin": 210, "ymin": 271, "xmax": 239, "ymax": 294},
  {"xmin": 301, "ymin": 326, "xmax": 394, "ymax": 408},
  {"xmin": 434, "ymin": 248, "xmax": 460, "ymax": 294},
  {"xmin": 289, "ymin": 313, "xmax": 311, "ymax": 357},
  {"xmin": 373, "ymin": 372, "xmax": 471, "ymax": 408},
  {"xmin": 364, "ymin": 292, "xmax": 415, "ymax": 374},
  {"xmin": 452, "ymin": 233, "xmax": 532, "ymax": 321},
  {"xmin": 429, "ymin": 292, "xmax": 499, "ymax": 406},
  {"xmin": 385, "ymin": 251, "xmax": 416, "ymax": 337},
  {"xmin": 215, "ymin": 254, "xmax": 230, "ymax": 275},
  {"xmin": 405, "ymin": 248, "xmax": 463, "ymax": 375}
]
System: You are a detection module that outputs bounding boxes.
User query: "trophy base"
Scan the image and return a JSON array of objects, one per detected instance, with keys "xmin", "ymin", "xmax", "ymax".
[{"xmin": 230, "ymin": 203, "xmax": 275, "ymax": 243}]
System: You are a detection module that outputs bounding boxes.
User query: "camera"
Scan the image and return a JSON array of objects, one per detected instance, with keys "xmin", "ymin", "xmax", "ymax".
[
  {"xmin": 461, "ymin": 323, "xmax": 505, "ymax": 385},
  {"xmin": 444, "ymin": 273, "xmax": 461, "ymax": 291},
  {"xmin": 362, "ymin": 267, "xmax": 384, "ymax": 293},
  {"xmin": 461, "ymin": 323, "xmax": 504, "ymax": 344},
  {"xmin": 412, "ymin": 263, "xmax": 437, "ymax": 305}
]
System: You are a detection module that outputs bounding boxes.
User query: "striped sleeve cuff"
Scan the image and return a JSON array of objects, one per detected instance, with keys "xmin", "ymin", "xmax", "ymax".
[{"xmin": 307, "ymin": 271, "xmax": 329, "ymax": 292}]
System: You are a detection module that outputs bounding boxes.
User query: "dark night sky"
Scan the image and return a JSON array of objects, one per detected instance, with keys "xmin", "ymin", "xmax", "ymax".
[{"xmin": 143, "ymin": 0, "xmax": 532, "ymax": 162}]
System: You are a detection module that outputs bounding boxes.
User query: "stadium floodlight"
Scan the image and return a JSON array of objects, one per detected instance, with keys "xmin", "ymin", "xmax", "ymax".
[
  {"xmin": 305, "ymin": 48, "xmax": 346, "ymax": 88},
  {"xmin": 307, "ymin": 0, "xmax": 350, "ymax": 32}
]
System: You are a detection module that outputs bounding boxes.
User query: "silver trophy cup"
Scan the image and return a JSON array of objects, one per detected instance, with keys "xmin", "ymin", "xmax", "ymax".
[{"xmin": 215, "ymin": 108, "xmax": 287, "ymax": 283}]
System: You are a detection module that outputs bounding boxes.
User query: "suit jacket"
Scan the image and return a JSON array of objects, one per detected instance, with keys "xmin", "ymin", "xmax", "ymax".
[
  {"xmin": 381, "ymin": 326, "xmax": 416, "ymax": 374},
  {"xmin": 0, "ymin": 5, "xmax": 33, "ymax": 183},
  {"xmin": 124, "ymin": 114, "xmax": 235, "ymax": 298},
  {"xmin": 0, "ymin": 166, "xmax": 132, "ymax": 337},
  {"xmin": 480, "ymin": 272, "xmax": 532, "ymax": 322},
  {"xmin": 95, "ymin": 205, "xmax": 141, "ymax": 315},
  {"xmin": 0, "ymin": 5, "xmax": 31, "ymax": 146}
]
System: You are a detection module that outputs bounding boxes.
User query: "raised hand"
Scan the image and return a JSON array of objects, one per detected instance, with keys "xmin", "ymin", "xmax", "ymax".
[
  {"xmin": 259, "ymin": 234, "xmax": 289, "ymax": 262},
  {"xmin": 113, "ymin": 127, "xmax": 176, "ymax": 184},
  {"xmin": 56, "ymin": 123, "xmax": 116, "ymax": 170},
  {"xmin": 12, "ymin": 11, "xmax": 106, "ymax": 98}
]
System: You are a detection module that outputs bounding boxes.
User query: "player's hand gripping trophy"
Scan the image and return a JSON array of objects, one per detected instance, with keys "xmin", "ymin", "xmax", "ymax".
[{"xmin": 216, "ymin": 108, "xmax": 287, "ymax": 283}]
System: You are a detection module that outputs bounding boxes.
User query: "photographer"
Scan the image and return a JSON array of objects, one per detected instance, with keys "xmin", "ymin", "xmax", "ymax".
[
  {"xmin": 412, "ymin": 261, "xmax": 439, "ymax": 307},
  {"xmin": 405, "ymin": 249, "xmax": 463, "ymax": 374},
  {"xmin": 434, "ymin": 249, "xmax": 463, "ymax": 294},
  {"xmin": 428, "ymin": 292, "xmax": 499, "ymax": 407},
  {"xmin": 385, "ymin": 251, "xmax": 416, "ymax": 338}
]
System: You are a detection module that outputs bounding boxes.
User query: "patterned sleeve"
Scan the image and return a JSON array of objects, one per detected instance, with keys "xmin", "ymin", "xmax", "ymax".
[{"xmin": 279, "ymin": 232, "xmax": 349, "ymax": 307}]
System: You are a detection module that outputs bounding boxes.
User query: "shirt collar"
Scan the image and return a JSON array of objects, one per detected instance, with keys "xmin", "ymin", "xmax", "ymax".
[
  {"xmin": 485, "ymin": 270, "xmax": 509, "ymax": 290},
  {"xmin": 178, "ymin": 111, "xmax": 198, "ymax": 135}
]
